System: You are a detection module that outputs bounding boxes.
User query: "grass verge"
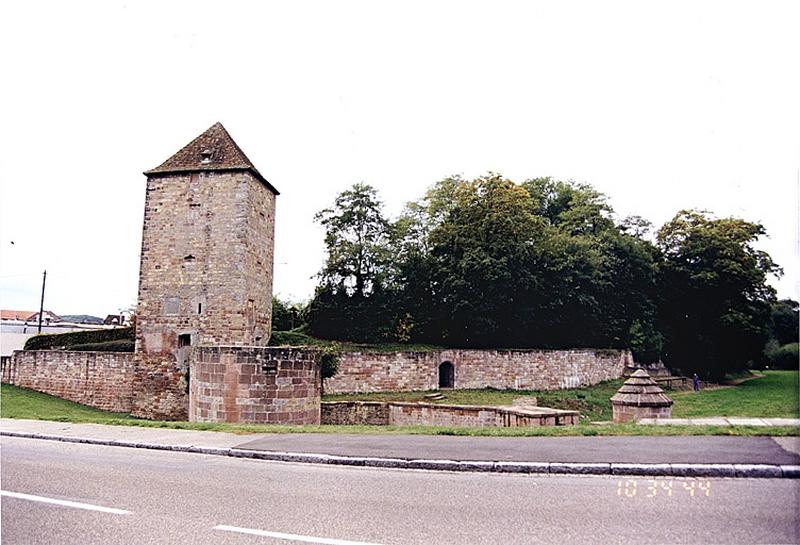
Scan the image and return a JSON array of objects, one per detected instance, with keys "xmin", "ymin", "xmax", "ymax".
[{"xmin": 1, "ymin": 385, "xmax": 138, "ymax": 423}]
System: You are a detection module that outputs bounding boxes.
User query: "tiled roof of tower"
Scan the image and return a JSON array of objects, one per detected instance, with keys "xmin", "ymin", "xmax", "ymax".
[{"xmin": 144, "ymin": 122, "xmax": 279, "ymax": 194}]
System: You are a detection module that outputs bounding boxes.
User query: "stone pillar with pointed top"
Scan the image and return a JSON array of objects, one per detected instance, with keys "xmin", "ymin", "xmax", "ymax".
[
  {"xmin": 610, "ymin": 369, "xmax": 673, "ymax": 423},
  {"xmin": 132, "ymin": 122, "xmax": 279, "ymax": 420}
]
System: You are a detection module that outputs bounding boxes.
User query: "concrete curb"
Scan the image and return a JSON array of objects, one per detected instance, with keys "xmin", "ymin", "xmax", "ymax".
[{"xmin": 3, "ymin": 430, "xmax": 798, "ymax": 479}]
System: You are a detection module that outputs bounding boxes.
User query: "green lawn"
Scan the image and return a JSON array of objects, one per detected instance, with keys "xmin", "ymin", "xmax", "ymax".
[
  {"xmin": 2, "ymin": 371, "xmax": 797, "ymax": 437},
  {"xmin": 0, "ymin": 385, "xmax": 138, "ymax": 423},
  {"xmin": 671, "ymin": 371, "xmax": 799, "ymax": 418}
]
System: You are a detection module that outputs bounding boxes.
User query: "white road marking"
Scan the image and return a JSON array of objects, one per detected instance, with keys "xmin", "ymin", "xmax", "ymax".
[
  {"xmin": 0, "ymin": 490, "xmax": 130, "ymax": 515},
  {"xmin": 214, "ymin": 524, "xmax": 386, "ymax": 545}
]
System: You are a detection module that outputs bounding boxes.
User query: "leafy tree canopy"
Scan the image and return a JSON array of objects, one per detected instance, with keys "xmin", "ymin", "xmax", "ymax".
[
  {"xmin": 305, "ymin": 179, "xmax": 783, "ymax": 381},
  {"xmin": 657, "ymin": 210, "xmax": 781, "ymax": 378}
]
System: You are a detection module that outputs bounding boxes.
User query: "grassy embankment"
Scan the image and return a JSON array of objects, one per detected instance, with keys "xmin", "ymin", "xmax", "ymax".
[
  {"xmin": 326, "ymin": 370, "xmax": 800, "ymax": 421},
  {"xmin": 1, "ymin": 371, "xmax": 797, "ymax": 437}
]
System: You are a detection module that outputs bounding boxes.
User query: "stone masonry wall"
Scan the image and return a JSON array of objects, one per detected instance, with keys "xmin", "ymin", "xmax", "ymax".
[
  {"xmin": 321, "ymin": 401, "xmax": 579, "ymax": 427},
  {"xmin": 387, "ymin": 403, "xmax": 579, "ymax": 427},
  {"xmin": 612, "ymin": 403, "xmax": 673, "ymax": 423},
  {"xmin": 321, "ymin": 401, "xmax": 390, "ymax": 425},
  {"xmin": 3, "ymin": 350, "xmax": 135, "ymax": 413},
  {"xmin": 190, "ymin": 347, "xmax": 320, "ymax": 424},
  {"xmin": 324, "ymin": 348, "xmax": 632, "ymax": 394},
  {"xmin": 130, "ymin": 352, "xmax": 189, "ymax": 421}
]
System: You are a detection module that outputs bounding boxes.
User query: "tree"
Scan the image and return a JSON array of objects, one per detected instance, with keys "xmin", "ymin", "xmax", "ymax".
[
  {"xmin": 271, "ymin": 296, "xmax": 305, "ymax": 331},
  {"xmin": 307, "ymin": 184, "xmax": 392, "ymax": 342},
  {"xmin": 313, "ymin": 183, "xmax": 390, "ymax": 297},
  {"xmin": 428, "ymin": 173, "xmax": 547, "ymax": 346},
  {"xmin": 523, "ymin": 177, "xmax": 615, "ymax": 235},
  {"xmin": 763, "ymin": 299, "xmax": 799, "ymax": 369},
  {"xmin": 657, "ymin": 210, "xmax": 781, "ymax": 378},
  {"xmin": 767, "ymin": 299, "xmax": 799, "ymax": 346},
  {"xmin": 382, "ymin": 176, "xmax": 465, "ymax": 343},
  {"xmin": 523, "ymin": 178, "xmax": 661, "ymax": 352}
]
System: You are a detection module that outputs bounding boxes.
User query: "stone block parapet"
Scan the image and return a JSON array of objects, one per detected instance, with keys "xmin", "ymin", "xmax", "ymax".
[
  {"xmin": 190, "ymin": 346, "xmax": 321, "ymax": 424},
  {"xmin": 321, "ymin": 400, "xmax": 578, "ymax": 427},
  {"xmin": 324, "ymin": 348, "xmax": 631, "ymax": 394}
]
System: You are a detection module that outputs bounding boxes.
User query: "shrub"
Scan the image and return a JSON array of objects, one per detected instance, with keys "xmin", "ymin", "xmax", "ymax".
[
  {"xmin": 765, "ymin": 342, "xmax": 799, "ymax": 370},
  {"xmin": 24, "ymin": 327, "xmax": 134, "ymax": 350},
  {"xmin": 69, "ymin": 340, "xmax": 135, "ymax": 352},
  {"xmin": 268, "ymin": 329, "xmax": 321, "ymax": 347},
  {"xmin": 320, "ymin": 343, "xmax": 341, "ymax": 380}
]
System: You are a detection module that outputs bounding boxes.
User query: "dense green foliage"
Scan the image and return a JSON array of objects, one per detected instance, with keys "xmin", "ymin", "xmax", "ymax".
[
  {"xmin": 767, "ymin": 299, "xmax": 799, "ymax": 345},
  {"xmin": 24, "ymin": 327, "xmax": 134, "ymax": 351},
  {"xmin": 268, "ymin": 329, "xmax": 322, "ymax": 347},
  {"xmin": 764, "ymin": 342, "xmax": 799, "ymax": 370},
  {"xmin": 304, "ymin": 176, "xmax": 785, "ymax": 378},
  {"xmin": 271, "ymin": 297, "xmax": 305, "ymax": 331},
  {"xmin": 762, "ymin": 299, "xmax": 799, "ymax": 369},
  {"xmin": 68, "ymin": 340, "xmax": 135, "ymax": 352},
  {"xmin": 656, "ymin": 211, "xmax": 780, "ymax": 378}
]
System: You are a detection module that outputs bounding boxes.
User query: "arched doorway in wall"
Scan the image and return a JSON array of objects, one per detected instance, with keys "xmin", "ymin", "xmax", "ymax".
[{"xmin": 438, "ymin": 361, "xmax": 455, "ymax": 389}]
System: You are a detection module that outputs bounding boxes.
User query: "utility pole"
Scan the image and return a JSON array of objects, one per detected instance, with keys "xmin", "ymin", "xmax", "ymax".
[{"xmin": 37, "ymin": 270, "xmax": 47, "ymax": 334}]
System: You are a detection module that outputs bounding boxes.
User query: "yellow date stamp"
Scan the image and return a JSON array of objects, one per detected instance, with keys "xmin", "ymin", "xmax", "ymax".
[{"xmin": 617, "ymin": 479, "xmax": 712, "ymax": 498}]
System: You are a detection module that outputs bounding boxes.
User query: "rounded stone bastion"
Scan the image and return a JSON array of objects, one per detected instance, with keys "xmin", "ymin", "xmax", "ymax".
[{"xmin": 189, "ymin": 346, "xmax": 321, "ymax": 424}]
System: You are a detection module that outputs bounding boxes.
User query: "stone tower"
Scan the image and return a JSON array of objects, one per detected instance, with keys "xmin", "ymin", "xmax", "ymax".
[{"xmin": 132, "ymin": 122, "xmax": 279, "ymax": 419}]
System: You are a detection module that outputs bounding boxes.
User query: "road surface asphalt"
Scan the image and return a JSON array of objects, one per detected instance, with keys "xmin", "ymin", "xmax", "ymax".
[{"xmin": 2, "ymin": 436, "xmax": 799, "ymax": 545}]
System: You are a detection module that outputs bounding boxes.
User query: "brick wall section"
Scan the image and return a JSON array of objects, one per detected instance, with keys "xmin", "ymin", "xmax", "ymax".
[
  {"xmin": 321, "ymin": 401, "xmax": 579, "ymax": 427},
  {"xmin": 3, "ymin": 350, "xmax": 135, "ymax": 413},
  {"xmin": 190, "ymin": 347, "xmax": 320, "ymax": 424},
  {"xmin": 324, "ymin": 349, "xmax": 632, "ymax": 394}
]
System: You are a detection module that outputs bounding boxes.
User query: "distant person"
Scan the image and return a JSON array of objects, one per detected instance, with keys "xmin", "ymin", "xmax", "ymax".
[{"xmin": 692, "ymin": 373, "xmax": 701, "ymax": 392}]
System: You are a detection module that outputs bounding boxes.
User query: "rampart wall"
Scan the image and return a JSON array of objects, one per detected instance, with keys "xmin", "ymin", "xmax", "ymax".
[
  {"xmin": 2, "ymin": 350, "xmax": 135, "ymax": 413},
  {"xmin": 324, "ymin": 348, "xmax": 632, "ymax": 394}
]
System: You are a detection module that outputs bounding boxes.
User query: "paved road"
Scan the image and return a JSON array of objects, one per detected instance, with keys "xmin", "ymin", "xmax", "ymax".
[
  {"xmin": 2, "ymin": 436, "xmax": 798, "ymax": 545},
  {"xmin": 235, "ymin": 434, "xmax": 800, "ymax": 464}
]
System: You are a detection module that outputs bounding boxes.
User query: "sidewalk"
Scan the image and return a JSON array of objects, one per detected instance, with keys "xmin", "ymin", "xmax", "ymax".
[
  {"xmin": 2, "ymin": 418, "xmax": 799, "ymax": 478},
  {"xmin": 638, "ymin": 417, "xmax": 800, "ymax": 426}
]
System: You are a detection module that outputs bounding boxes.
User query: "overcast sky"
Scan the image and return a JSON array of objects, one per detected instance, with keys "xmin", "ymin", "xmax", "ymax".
[{"xmin": 1, "ymin": 1, "xmax": 798, "ymax": 318}]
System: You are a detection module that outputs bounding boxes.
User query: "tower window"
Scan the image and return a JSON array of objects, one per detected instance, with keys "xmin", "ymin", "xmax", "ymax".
[
  {"xmin": 178, "ymin": 334, "xmax": 192, "ymax": 348},
  {"xmin": 197, "ymin": 303, "xmax": 202, "ymax": 314}
]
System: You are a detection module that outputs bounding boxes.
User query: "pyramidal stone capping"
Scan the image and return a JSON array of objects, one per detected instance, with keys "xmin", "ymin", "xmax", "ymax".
[{"xmin": 610, "ymin": 368, "xmax": 673, "ymax": 423}]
